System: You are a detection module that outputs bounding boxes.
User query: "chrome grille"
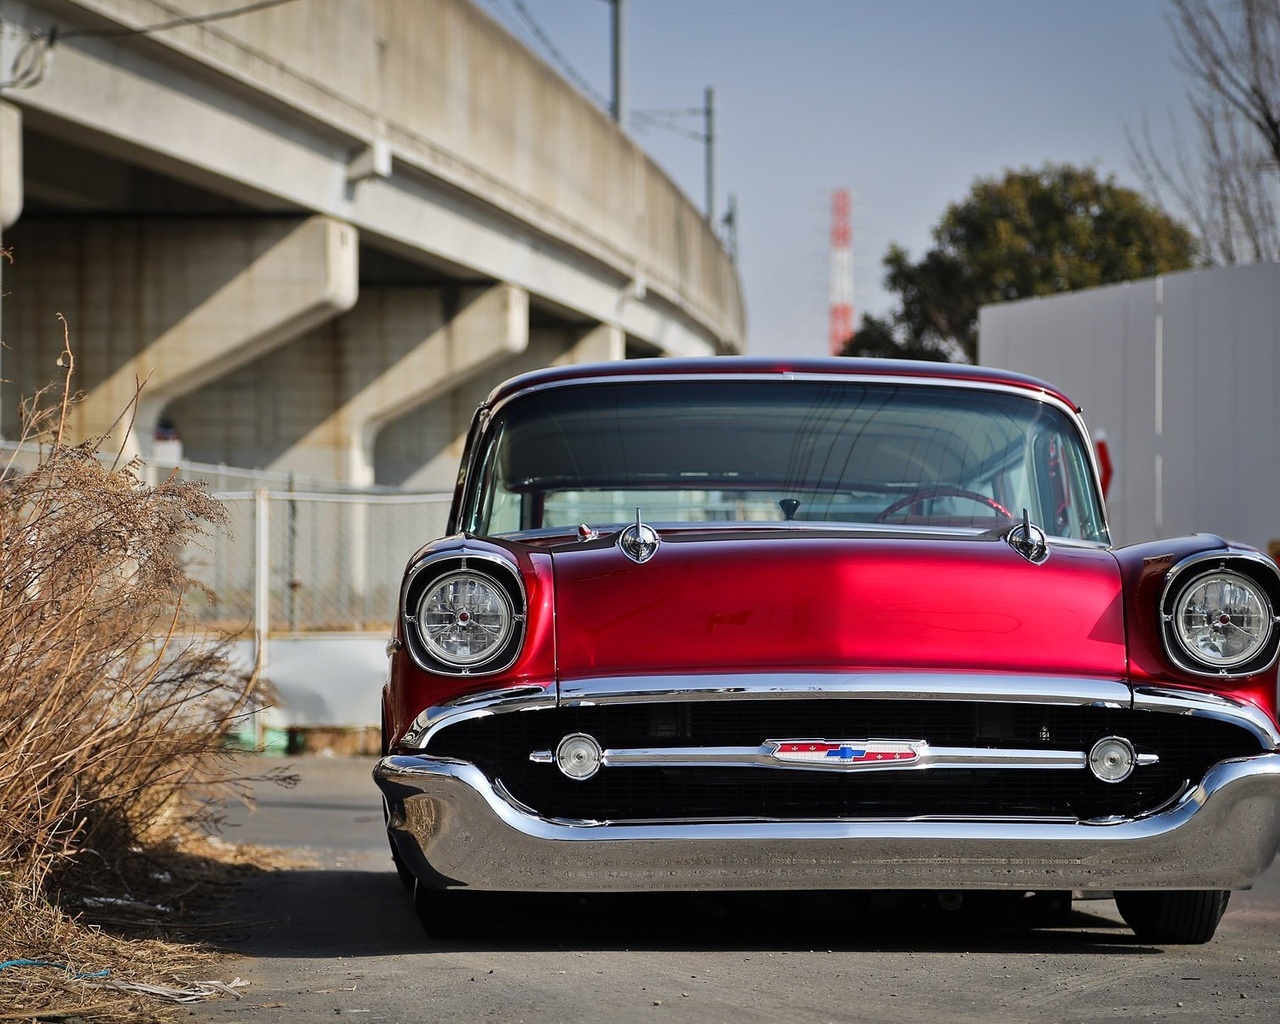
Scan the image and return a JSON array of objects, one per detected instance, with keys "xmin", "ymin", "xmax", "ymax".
[{"xmin": 425, "ymin": 700, "xmax": 1263, "ymax": 823}]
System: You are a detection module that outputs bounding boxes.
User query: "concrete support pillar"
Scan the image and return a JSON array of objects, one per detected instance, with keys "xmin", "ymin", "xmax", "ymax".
[
  {"xmin": 167, "ymin": 282, "xmax": 530, "ymax": 486},
  {"xmin": 374, "ymin": 319, "xmax": 626, "ymax": 489},
  {"xmin": 0, "ymin": 216, "xmax": 358, "ymax": 452},
  {"xmin": 338, "ymin": 283, "xmax": 530, "ymax": 487},
  {"xmin": 552, "ymin": 322, "xmax": 625, "ymax": 366},
  {"xmin": 164, "ymin": 280, "xmax": 529, "ymax": 614},
  {"xmin": 0, "ymin": 101, "xmax": 22, "ymax": 439},
  {"xmin": 0, "ymin": 102, "xmax": 20, "ymax": 231}
]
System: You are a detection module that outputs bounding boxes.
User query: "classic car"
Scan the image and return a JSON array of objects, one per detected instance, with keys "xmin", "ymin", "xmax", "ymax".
[{"xmin": 374, "ymin": 357, "xmax": 1280, "ymax": 943}]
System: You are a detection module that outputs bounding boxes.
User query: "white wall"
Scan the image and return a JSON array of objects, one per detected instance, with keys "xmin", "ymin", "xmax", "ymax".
[{"xmin": 980, "ymin": 265, "xmax": 1280, "ymax": 553}]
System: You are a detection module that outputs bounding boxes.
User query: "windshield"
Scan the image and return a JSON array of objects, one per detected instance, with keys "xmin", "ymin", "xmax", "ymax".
[{"xmin": 461, "ymin": 379, "xmax": 1107, "ymax": 543}]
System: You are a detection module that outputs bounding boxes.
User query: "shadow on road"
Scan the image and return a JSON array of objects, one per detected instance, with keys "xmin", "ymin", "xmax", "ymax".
[{"xmin": 208, "ymin": 865, "xmax": 1163, "ymax": 959}]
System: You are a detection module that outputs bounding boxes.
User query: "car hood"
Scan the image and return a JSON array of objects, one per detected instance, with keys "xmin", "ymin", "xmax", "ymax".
[{"xmin": 548, "ymin": 530, "xmax": 1127, "ymax": 682}]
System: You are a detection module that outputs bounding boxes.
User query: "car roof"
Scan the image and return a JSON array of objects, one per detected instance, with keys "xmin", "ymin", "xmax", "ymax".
[{"xmin": 482, "ymin": 356, "xmax": 1079, "ymax": 412}]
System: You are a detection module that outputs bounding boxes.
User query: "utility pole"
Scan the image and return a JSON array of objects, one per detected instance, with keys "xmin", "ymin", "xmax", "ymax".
[
  {"xmin": 722, "ymin": 192, "xmax": 738, "ymax": 262},
  {"xmin": 704, "ymin": 86, "xmax": 715, "ymax": 226},
  {"xmin": 610, "ymin": 0, "xmax": 627, "ymax": 126}
]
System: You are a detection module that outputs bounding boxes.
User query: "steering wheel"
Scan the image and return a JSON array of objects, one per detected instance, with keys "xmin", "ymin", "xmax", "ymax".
[{"xmin": 876, "ymin": 486, "xmax": 1013, "ymax": 522}]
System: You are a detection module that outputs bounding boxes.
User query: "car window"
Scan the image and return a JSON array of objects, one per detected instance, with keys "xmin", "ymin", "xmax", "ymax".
[{"xmin": 463, "ymin": 380, "xmax": 1107, "ymax": 542}]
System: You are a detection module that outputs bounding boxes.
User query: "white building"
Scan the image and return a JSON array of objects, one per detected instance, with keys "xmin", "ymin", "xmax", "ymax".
[{"xmin": 979, "ymin": 264, "xmax": 1280, "ymax": 555}]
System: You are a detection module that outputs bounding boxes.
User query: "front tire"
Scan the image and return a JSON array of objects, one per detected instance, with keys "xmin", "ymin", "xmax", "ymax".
[
  {"xmin": 386, "ymin": 821, "xmax": 415, "ymax": 892},
  {"xmin": 414, "ymin": 882, "xmax": 479, "ymax": 940},
  {"xmin": 381, "ymin": 721, "xmax": 416, "ymax": 892},
  {"xmin": 1025, "ymin": 890, "xmax": 1073, "ymax": 925},
  {"xmin": 1114, "ymin": 890, "xmax": 1231, "ymax": 944}
]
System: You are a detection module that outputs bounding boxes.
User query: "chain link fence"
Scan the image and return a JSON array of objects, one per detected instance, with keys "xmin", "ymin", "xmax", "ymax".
[
  {"xmin": 187, "ymin": 489, "xmax": 452, "ymax": 635},
  {"xmin": 3, "ymin": 441, "xmax": 453, "ymax": 637}
]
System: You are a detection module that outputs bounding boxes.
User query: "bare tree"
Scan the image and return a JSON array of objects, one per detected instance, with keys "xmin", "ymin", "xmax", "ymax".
[{"xmin": 1132, "ymin": 0, "xmax": 1280, "ymax": 264}]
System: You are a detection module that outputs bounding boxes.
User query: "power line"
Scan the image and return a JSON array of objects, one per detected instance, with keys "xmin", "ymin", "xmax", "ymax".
[
  {"xmin": 496, "ymin": 0, "xmax": 609, "ymax": 110},
  {"xmin": 631, "ymin": 108, "xmax": 706, "ymax": 143},
  {"xmin": 484, "ymin": 1, "xmax": 710, "ymax": 146}
]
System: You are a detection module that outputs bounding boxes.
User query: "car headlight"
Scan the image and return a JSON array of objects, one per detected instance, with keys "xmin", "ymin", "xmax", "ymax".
[
  {"xmin": 417, "ymin": 571, "xmax": 513, "ymax": 666},
  {"xmin": 403, "ymin": 554, "xmax": 527, "ymax": 674},
  {"xmin": 1167, "ymin": 570, "xmax": 1274, "ymax": 672}
]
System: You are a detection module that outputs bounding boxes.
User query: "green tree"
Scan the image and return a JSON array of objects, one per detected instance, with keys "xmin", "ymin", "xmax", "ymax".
[
  {"xmin": 882, "ymin": 164, "xmax": 1197, "ymax": 362},
  {"xmin": 838, "ymin": 312, "xmax": 950, "ymax": 362}
]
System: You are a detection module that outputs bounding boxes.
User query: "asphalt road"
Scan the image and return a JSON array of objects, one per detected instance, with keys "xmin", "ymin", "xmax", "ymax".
[{"xmin": 189, "ymin": 756, "xmax": 1280, "ymax": 1024}]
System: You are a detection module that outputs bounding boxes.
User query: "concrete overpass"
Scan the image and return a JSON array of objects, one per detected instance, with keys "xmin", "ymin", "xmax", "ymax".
[{"xmin": 0, "ymin": 0, "xmax": 745, "ymax": 489}]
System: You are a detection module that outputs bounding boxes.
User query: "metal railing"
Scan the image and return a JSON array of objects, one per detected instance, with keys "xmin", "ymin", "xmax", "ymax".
[
  {"xmin": 2, "ymin": 440, "xmax": 453, "ymax": 637},
  {"xmin": 192, "ymin": 489, "xmax": 452, "ymax": 636}
]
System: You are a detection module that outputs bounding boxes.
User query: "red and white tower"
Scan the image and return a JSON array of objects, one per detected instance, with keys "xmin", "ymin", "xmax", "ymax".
[{"xmin": 828, "ymin": 188, "xmax": 854, "ymax": 355}]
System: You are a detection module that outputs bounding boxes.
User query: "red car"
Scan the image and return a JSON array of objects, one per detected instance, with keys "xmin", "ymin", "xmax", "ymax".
[{"xmin": 375, "ymin": 358, "xmax": 1280, "ymax": 943}]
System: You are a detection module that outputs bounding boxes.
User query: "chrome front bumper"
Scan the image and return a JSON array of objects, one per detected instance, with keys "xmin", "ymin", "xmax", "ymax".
[{"xmin": 374, "ymin": 751, "xmax": 1280, "ymax": 893}]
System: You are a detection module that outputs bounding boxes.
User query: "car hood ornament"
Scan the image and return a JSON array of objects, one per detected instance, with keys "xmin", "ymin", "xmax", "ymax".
[
  {"xmin": 1007, "ymin": 508, "xmax": 1050, "ymax": 565},
  {"xmin": 618, "ymin": 508, "xmax": 660, "ymax": 564}
]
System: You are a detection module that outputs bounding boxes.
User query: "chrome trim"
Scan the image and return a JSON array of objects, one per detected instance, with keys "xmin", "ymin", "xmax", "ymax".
[
  {"xmin": 374, "ymin": 752, "xmax": 1280, "ymax": 892},
  {"xmin": 505, "ymin": 521, "xmax": 1045, "ymax": 544},
  {"xmin": 401, "ymin": 684, "xmax": 553, "ymax": 748},
  {"xmin": 1162, "ymin": 547, "xmax": 1280, "ymax": 581},
  {"xmin": 400, "ymin": 549, "xmax": 528, "ymax": 677},
  {"xmin": 558, "ymin": 673, "xmax": 1133, "ymax": 709},
  {"xmin": 484, "ymin": 371, "xmax": 1083, "ymax": 424},
  {"xmin": 1159, "ymin": 549, "xmax": 1280, "ymax": 679},
  {"xmin": 449, "ymin": 409, "xmax": 490, "ymax": 535},
  {"xmin": 1133, "ymin": 686, "xmax": 1280, "ymax": 749},
  {"xmin": 405, "ymin": 675, "xmax": 1134, "ymax": 750},
  {"xmin": 526, "ymin": 740, "xmax": 1090, "ymax": 773},
  {"xmin": 401, "ymin": 676, "xmax": 1279, "ymax": 756}
]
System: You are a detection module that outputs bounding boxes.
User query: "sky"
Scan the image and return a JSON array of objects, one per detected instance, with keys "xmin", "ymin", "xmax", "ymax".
[{"xmin": 477, "ymin": 0, "xmax": 1197, "ymax": 357}]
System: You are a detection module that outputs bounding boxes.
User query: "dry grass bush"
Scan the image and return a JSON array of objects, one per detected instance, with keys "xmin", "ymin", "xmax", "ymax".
[
  {"xmin": 1, "ymin": 331, "xmax": 284, "ymax": 1020},
  {"xmin": 0, "ymin": 874, "xmax": 220, "ymax": 1023}
]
